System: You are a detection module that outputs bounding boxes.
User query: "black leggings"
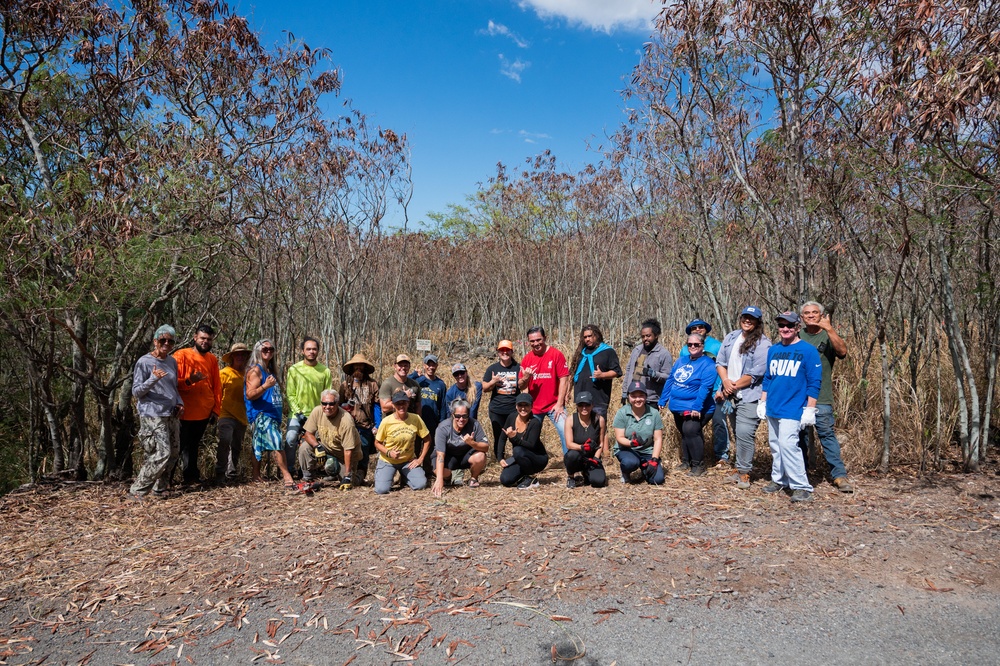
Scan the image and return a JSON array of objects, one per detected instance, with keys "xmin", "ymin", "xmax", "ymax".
[
  {"xmin": 563, "ymin": 449, "xmax": 607, "ymax": 487},
  {"xmin": 489, "ymin": 409, "xmax": 514, "ymax": 461},
  {"xmin": 673, "ymin": 412, "xmax": 712, "ymax": 466},
  {"xmin": 499, "ymin": 445, "xmax": 549, "ymax": 486}
]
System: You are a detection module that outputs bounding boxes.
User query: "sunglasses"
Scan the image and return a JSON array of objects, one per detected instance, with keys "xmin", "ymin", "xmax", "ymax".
[
  {"xmin": 321, "ymin": 401, "xmax": 337, "ymax": 407},
  {"xmin": 157, "ymin": 338, "xmax": 175, "ymax": 345},
  {"xmin": 261, "ymin": 347, "xmax": 274, "ymax": 353},
  {"xmin": 686, "ymin": 342, "xmax": 703, "ymax": 348},
  {"xmin": 777, "ymin": 323, "xmax": 797, "ymax": 330},
  {"xmin": 453, "ymin": 413, "xmax": 470, "ymax": 420}
]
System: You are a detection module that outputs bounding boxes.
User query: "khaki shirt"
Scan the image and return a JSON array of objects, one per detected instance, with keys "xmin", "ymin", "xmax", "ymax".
[{"xmin": 304, "ymin": 405, "xmax": 360, "ymax": 459}]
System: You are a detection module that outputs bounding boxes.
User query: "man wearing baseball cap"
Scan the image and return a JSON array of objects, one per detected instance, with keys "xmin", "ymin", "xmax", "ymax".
[
  {"xmin": 379, "ymin": 354, "xmax": 421, "ymax": 416},
  {"xmin": 410, "ymin": 355, "xmax": 448, "ymax": 474},
  {"xmin": 758, "ymin": 311, "xmax": 822, "ymax": 502},
  {"xmin": 716, "ymin": 306, "xmax": 772, "ymax": 489},
  {"xmin": 481, "ymin": 340, "xmax": 521, "ymax": 462}
]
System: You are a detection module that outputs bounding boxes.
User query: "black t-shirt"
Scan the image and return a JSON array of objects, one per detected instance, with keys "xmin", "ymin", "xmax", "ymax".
[
  {"xmin": 571, "ymin": 347, "xmax": 622, "ymax": 409},
  {"xmin": 483, "ymin": 361, "xmax": 521, "ymax": 414},
  {"xmin": 570, "ymin": 412, "xmax": 601, "ymax": 448}
]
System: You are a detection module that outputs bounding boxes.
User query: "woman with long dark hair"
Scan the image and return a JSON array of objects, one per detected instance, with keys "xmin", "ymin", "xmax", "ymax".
[{"xmin": 568, "ymin": 324, "xmax": 621, "ymax": 417}]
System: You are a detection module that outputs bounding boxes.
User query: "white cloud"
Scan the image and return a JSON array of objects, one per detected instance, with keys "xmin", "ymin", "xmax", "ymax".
[
  {"xmin": 518, "ymin": 0, "xmax": 658, "ymax": 33},
  {"xmin": 518, "ymin": 130, "xmax": 551, "ymax": 144},
  {"xmin": 498, "ymin": 54, "xmax": 530, "ymax": 82},
  {"xmin": 481, "ymin": 20, "xmax": 530, "ymax": 48}
]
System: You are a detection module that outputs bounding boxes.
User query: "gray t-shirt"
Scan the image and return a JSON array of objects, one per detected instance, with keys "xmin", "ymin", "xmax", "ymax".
[
  {"xmin": 132, "ymin": 353, "xmax": 183, "ymax": 418},
  {"xmin": 434, "ymin": 418, "xmax": 488, "ymax": 454}
]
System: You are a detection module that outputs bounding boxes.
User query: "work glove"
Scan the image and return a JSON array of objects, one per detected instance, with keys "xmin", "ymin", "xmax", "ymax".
[
  {"xmin": 581, "ymin": 438, "xmax": 596, "ymax": 456},
  {"xmin": 339, "ymin": 473, "xmax": 352, "ymax": 490},
  {"xmin": 643, "ymin": 457, "xmax": 660, "ymax": 480},
  {"xmin": 315, "ymin": 444, "xmax": 328, "ymax": 461},
  {"xmin": 756, "ymin": 402, "xmax": 767, "ymax": 420},
  {"xmin": 629, "ymin": 435, "xmax": 642, "ymax": 450},
  {"xmin": 642, "ymin": 365, "xmax": 656, "ymax": 379},
  {"xmin": 720, "ymin": 399, "xmax": 735, "ymax": 416},
  {"xmin": 799, "ymin": 406, "xmax": 817, "ymax": 429}
]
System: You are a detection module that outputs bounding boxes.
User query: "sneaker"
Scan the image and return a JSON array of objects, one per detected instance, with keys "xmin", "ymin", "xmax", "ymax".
[
  {"xmin": 620, "ymin": 470, "xmax": 630, "ymax": 485},
  {"xmin": 737, "ymin": 473, "xmax": 751, "ymax": 489},
  {"xmin": 790, "ymin": 489, "xmax": 813, "ymax": 502},
  {"xmin": 517, "ymin": 476, "xmax": 539, "ymax": 489},
  {"xmin": 678, "ymin": 461, "xmax": 691, "ymax": 472},
  {"xmin": 566, "ymin": 476, "xmax": 577, "ymax": 489},
  {"xmin": 725, "ymin": 471, "xmax": 741, "ymax": 484},
  {"xmin": 714, "ymin": 459, "xmax": 730, "ymax": 469},
  {"xmin": 688, "ymin": 464, "xmax": 706, "ymax": 477},
  {"xmin": 833, "ymin": 477, "xmax": 855, "ymax": 493},
  {"xmin": 452, "ymin": 469, "xmax": 465, "ymax": 486},
  {"xmin": 762, "ymin": 481, "xmax": 785, "ymax": 494}
]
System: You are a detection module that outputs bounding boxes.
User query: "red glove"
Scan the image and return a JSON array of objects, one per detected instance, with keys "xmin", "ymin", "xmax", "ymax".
[{"xmin": 581, "ymin": 438, "xmax": 596, "ymax": 456}]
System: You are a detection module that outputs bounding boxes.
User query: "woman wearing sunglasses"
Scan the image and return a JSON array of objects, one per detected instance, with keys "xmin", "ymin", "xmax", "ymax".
[
  {"xmin": 128, "ymin": 325, "xmax": 184, "ymax": 499},
  {"xmin": 432, "ymin": 399, "xmax": 489, "ymax": 495},
  {"xmin": 245, "ymin": 339, "xmax": 295, "ymax": 487},
  {"xmin": 658, "ymin": 333, "xmax": 718, "ymax": 476}
]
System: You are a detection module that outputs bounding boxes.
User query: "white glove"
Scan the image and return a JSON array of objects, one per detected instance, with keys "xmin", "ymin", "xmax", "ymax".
[
  {"xmin": 800, "ymin": 406, "xmax": 817, "ymax": 429},
  {"xmin": 756, "ymin": 401, "xmax": 767, "ymax": 420}
]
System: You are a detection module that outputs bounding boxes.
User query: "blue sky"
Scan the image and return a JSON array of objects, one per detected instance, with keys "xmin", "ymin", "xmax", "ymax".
[{"xmin": 236, "ymin": 0, "xmax": 660, "ymax": 228}]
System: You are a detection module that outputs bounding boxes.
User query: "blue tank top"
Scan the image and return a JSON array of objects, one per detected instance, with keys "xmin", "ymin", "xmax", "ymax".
[{"xmin": 245, "ymin": 364, "xmax": 283, "ymax": 421}]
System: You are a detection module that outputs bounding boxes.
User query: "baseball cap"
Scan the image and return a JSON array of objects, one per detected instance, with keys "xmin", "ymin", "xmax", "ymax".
[
  {"xmin": 497, "ymin": 339, "xmax": 514, "ymax": 351},
  {"xmin": 451, "ymin": 363, "xmax": 467, "ymax": 375},
  {"xmin": 514, "ymin": 393, "xmax": 533, "ymax": 406},
  {"xmin": 391, "ymin": 391, "xmax": 410, "ymax": 404},
  {"xmin": 626, "ymin": 380, "xmax": 646, "ymax": 395},
  {"xmin": 575, "ymin": 391, "xmax": 594, "ymax": 405},
  {"xmin": 740, "ymin": 306, "xmax": 763, "ymax": 320},
  {"xmin": 775, "ymin": 311, "xmax": 801, "ymax": 325},
  {"xmin": 424, "ymin": 354, "xmax": 438, "ymax": 365}
]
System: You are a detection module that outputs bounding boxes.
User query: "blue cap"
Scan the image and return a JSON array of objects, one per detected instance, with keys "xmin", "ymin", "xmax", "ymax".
[
  {"xmin": 740, "ymin": 306, "xmax": 763, "ymax": 320},
  {"xmin": 775, "ymin": 311, "xmax": 801, "ymax": 325},
  {"xmin": 424, "ymin": 354, "xmax": 439, "ymax": 365},
  {"xmin": 685, "ymin": 319, "xmax": 712, "ymax": 334}
]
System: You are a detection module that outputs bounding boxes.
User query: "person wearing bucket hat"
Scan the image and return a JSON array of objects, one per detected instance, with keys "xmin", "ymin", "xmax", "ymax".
[
  {"xmin": 680, "ymin": 318, "xmax": 728, "ymax": 469},
  {"xmin": 716, "ymin": 307, "xmax": 771, "ymax": 489},
  {"xmin": 214, "ymin": 343, "xmax": 251, "ymax": 485},
  {"xmin": 758, "ymin": 311, "xmax": 822, "ymax": 502},
  {"xmin": 481, "ymin": 340, "xmax": 521, "ymax": 462},
  {"xmin": 339, "ymin": 352, "xmax": 381, "ymax": 483}
]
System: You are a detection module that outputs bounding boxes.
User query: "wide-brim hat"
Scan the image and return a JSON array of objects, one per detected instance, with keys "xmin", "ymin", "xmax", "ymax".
[
  {"xmin": 343, "ymin": 352, "xmax": 375, "ymax": 375},
  {"xmin": 222, "ymin": 343, "xmax": 250, "ymax": 365}
]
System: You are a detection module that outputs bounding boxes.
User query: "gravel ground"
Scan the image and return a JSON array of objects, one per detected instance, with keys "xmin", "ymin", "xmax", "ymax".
[{"xmin": 1, "ymin": 465, "xmax": 997, "ymax": 665}]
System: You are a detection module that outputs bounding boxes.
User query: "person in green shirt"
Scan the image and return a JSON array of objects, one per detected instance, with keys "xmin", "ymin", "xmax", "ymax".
[
  {"xmin": 285, "ymin": 337, "xmax": 332, "ymax": 474},
  {"xmin": 798, "ymin": 301, "xmax": 854, "ymax": 493}
]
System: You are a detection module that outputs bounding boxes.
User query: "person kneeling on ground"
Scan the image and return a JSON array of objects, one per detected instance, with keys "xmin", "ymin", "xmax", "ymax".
[
  {"xmin": 614, "ymin": 381, "xmax": 665, "ymax": 485},
  {"xmin": 373, "ymin": 392, "xmax": 431, "ymax": 494},
  {"xmin": 563, "ymin": 392, "xmax": 607, "ymax": 488},
  {"xmin": 298, "ymin": 389, "xmax": 362, "ymax": 489},
  {"xmin": 432, "ymin": 399, "xmax": 489, "ymax": 496},
  {"xmin": 499, "ymin": 393, "xmax": 549, "ymax": 489}
]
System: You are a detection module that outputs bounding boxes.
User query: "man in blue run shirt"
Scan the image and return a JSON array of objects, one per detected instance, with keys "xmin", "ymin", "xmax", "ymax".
[{"xmin": 758, "ymin": 311, "xmax": 822, "ymax": 503}]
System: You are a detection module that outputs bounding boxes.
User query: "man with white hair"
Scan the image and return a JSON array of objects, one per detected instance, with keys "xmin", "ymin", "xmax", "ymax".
[
  {"xmin": 799, "ymin": 301, "xmax": 854, "ymax": 493},
  {"xmin": 298, "ymin": 389, "xmax": 361, "ymax": 488}
]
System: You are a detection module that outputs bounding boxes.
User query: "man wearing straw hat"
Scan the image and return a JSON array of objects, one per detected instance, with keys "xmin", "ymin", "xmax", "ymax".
[
  {"xmin": 339, "ymin": 352, "xmax": 381, "ymax": 482},
  {"xmin": 214, "ymin": 342, "xmax": 251, "ymax": 485}
]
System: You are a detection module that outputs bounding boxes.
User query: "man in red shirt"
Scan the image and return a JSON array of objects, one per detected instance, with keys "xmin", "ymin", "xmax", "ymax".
[
  {"xmin": 518, "ymin": 326, "xmax": 570, "ymax": 453},
  {"xmin": 174, "ymin": 324, "xmax": 222, "ymax": 486}
]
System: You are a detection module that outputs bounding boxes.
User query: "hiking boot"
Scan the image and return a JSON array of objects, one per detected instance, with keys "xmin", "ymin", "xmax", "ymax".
[
  {"xmin": 736, "ymin": 473, "xmax": 751, "ymax": 490},
  {"xmin": 688, "ymin": 464, "xmax": 706, "ymax": 477},
  {"xmin": 762, "ymin": 481, "xmax": 784, "ymax": 494},
  {"xmin": 833, "ymin": 477, "xmax": 854, "ymax": 493},
  {"xmin": 566, "ymin": 476, "xmax": 577, "ymax": 489},
  {"xmin": 677, "ymin": 461, "xmax": 691, "ymax": 472},
  {"xmin": 790, "ymin": 489, "xmax": 813, "ymax": 502},
  {"xmin": 517, "ymin": 476, "xmax": 539, "ymax": 489}
]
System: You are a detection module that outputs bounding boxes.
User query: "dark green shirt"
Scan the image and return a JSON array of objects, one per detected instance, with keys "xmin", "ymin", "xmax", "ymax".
[{"xmin": 799, "ymin": 329, "xmax": 838, "ymax": 405}]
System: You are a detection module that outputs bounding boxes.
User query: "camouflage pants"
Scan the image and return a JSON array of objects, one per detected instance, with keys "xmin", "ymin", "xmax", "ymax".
[{"xmin": 130, "ymin": 416, "xmax": 180, "ymax": 495}]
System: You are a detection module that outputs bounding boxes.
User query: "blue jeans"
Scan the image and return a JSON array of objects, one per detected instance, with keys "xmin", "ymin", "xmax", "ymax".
[
  {"xmin": 285, "ymin": 413, "xmax": 307, "ymax": 474},
  {"xmin": 797, "ymin": 404, "xmax": 848, "ymax": 480},
  {"xmin": 712, "ymin": 400, "xmax": 730, "ymax": 461},
  {"xmin": 532, "ymin": 409, "xmax": 567, "ymax": 453},
  {"xmin": 615, "ymin": 449, "xmax": 665, "ymax": 485}
]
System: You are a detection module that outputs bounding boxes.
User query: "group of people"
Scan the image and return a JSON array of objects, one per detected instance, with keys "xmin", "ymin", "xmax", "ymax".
[{"xmin": 128, "ymin": 301, "xmax": 854, "ymax": 503}]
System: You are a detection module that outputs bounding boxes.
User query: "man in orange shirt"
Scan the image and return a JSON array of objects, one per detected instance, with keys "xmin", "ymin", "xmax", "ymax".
[{"xmin": 174, "ymin": 324, "xmax": 222, "ymax": 486}]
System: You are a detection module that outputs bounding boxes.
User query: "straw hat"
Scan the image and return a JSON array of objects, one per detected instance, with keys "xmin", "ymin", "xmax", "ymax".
[
  {"xmin": 222, "ymin": 342, "xmax": 250, "ymax": 365},
  {"xmin": 343, "ymin": 352, "xmax": 375, "ymax": 375}
]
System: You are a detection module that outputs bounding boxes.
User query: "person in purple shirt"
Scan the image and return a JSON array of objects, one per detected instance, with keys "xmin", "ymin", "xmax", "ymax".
[{"xmin": 758, "ymin": 311, "xmax": 822, "ymax": 502}]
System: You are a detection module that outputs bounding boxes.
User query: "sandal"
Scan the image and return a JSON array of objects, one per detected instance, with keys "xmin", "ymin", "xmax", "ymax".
[{"xmin": 468, "ymin": 478, "xmax": 480, "ymax": 488}]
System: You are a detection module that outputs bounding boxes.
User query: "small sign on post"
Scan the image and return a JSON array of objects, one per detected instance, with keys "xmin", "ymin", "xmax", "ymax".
[{"xmin": 415, "ymin": 338, "xmax": 432, "ymax": 352}]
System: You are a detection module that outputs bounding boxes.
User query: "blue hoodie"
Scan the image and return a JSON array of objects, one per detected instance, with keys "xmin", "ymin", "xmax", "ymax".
[{"xmin": 658, "ymin": 355, "xmax": 717, "ymax": 415}]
